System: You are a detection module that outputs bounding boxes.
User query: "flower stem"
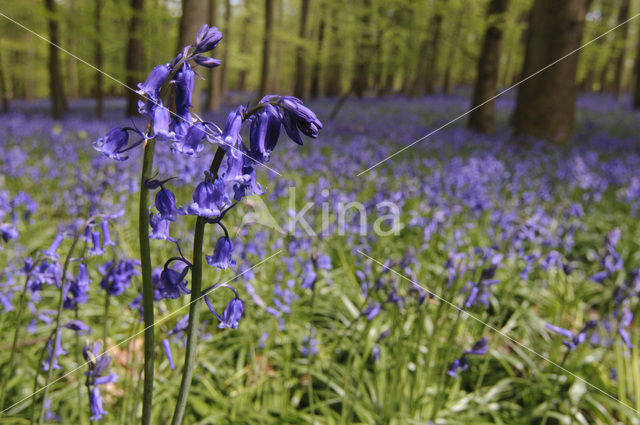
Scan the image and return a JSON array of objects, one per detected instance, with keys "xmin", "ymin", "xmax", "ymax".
[
  {"xmin": 171, "ymin": 147, "xmax": 225, "ymax": 425},
  {"xmin": 0, "ymin": 255, "xmax": 39, "ymax": 410},
  {"xmin": 39, "ymin": 231, "xmax": 81, "ymax": 425},
  {"xmin": 102, "ymin": 291, "xmax": 110, "ymax": 346},
  {"xmin": 138, "ymin": 137, "xmax": 157, "ymax": 425},
  {"xmin": 75, "ymin": 309, "xmax": 87, "ymax": 425}
]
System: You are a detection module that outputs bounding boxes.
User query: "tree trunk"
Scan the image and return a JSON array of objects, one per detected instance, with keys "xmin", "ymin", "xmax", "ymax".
[
  {"xmin": 67, "ymin": 0, "xmax": 78, "ymax": 101},
  {"xmin": 126, "ymin": 0, "xmax": 145, "ymax": 116},
  {"xmin": 310, "ymin": 8, "xmax": 326, "ymax": 98},
  {"xmin": 614, "ymin": 0, "xmax": 630, "ymax": 99},
  {"xmin": 324, "ymin": 2, "xmax": 342, "ymax": 97},
  {"xmin": 352, "ymin": 0, "xmax": 372, "ymax": 98},
  {"xmin": 468, "ymin": 0, "xmax": 509, "ymax": 134},
  {"xmin": 178, "ymin": 0, "xmax": 208, "ymax": 112},
  {"xmin": 259, "ymin": 0, "xmax": 274, "ymax": 98},
  {"xmin": 632, "ymin": 24, "xmax": 640, "ymax": 108},
  {"xmin": 236, "ymin": 13, "xmax": 251, "ymax": 92},
  {"xmin": 205, "ymin": 0, "xmax": 220, "ymax": 110},
  {"xmin": 512, "ymin": 0, "xmax": 588, "ymax": 145},
  {"xmin": 95, "ymin": 0, "xmax": 104, "ymax": 117},
  {"xmin": 220, "ymin": 0, "xmax": 231, "ymax": 98},
  {"xmin": 423, "ymin": 12, "xmax": 443, "ymax": 94},
  {"xmin": 293, "ymin": 0, "xmax": 310, "ymax": 98},
  {"xmin": 44, "ymin": 0, "xmax": 67, "ymax": 118},
  {"xmin": 0, "ymin": 49, "xmax": 8, "ymax": 114}
]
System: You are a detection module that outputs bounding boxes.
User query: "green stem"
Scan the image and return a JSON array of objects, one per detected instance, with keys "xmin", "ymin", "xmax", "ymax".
[
  {"xmin": 102, "ymin": 291, "xmax": 110, "ymax": 346},
  {"xmin": 139, "ymin": 138, "xmax": 156, "ymax": 425},
  {"xmin": 30, "ymin": 330, "xmax": 54, "ymax": 425},
  {"xmin": 170, "ymin": 147, "xmax": 225, "ymax": 425},
  {"xmin": 39, "ymin": 231, "xmax": 81, "ymax": 425},
  {"xmin": 75, "ymin": 309, "xmax": 86, "ymax": 425},
  {"xmin": 0, "ymin": 255, "xmax": 40, "ymax": 410},
  {"xmin": 540, "ymin": 351, "xmax": 569, "ymax": 425},
  {"xmin": 306, "ymin": 274, "xmax": 317, "ymax": 415}
]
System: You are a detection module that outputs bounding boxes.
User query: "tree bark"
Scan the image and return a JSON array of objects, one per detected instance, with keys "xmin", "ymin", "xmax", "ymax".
[
  {"xmin": 423, "ymin": 11, "xmax": 443, "ymax": 94},
  {"xmin": 512, "ymin": 0, "xmax": 589, "ymax": 145},
  {"xmin": 236, "ymin": 12, "xmax": 251, "ymax": 92},
  {"xmin": 632, "ymin": 23, "xmax": 640, "ymax": 108},
  {"xmin": 95, "ymin": 0, "xmax": 104, "ymax": 117},
  {"xmin": 324, "ymin": 2, "xmax": 342, "ymax": 97},
  {"xmin": 179, "ymin": 0, "xmax": 208, "ymax": 112},
  {"xmin": 468, "ymin": 0, "xmax": 509, "ymax": 134},
  {"xmin": 126, "ymin": 0, "xmax": 145, "ymax": 116},
  {"xmin": 259, "ymin": 0, "xmax": 274, "ymax": 98},
  {"xmin": 205, "ymin": 0, "xmax": 220, "ymax": 110},
  {"xmin": 44, "ymin": 0, "xmax": 67, "ymax": 118},
  {"xmin": 67, "ymin": 0, "xmax": 79, "ymax": 101},
  {"xmin": 220, "ymin": 0, "xmax": 231, "ymax": 98},
  {"xmin": 293, "ymin": 0, "xmax": 310, "ymax": 98},
  {"xmin": 614, "ymin": 0, "xmax": 630, "ymax": 99},
  {"xmin": 310, "ymin": 7, "xmax": 326, "ymax": 98},
  {"xmin": 352, "ymin": 0, "xmax": 372, "ymax": 98},
  {"xmin": 0, "ymin": 49, "xmax": 8, "ymax": 114}
]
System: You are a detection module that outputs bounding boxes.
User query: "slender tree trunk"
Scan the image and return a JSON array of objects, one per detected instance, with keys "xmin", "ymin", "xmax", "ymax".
[
  {"xmin": 512, "ymin": 0, "xmax": 589, "ymax": 144},
  {"xmin": 424, "ymin": 11, "xmax": 443, "ymax": 94},
  {"xmin": 352, "ymin": 0, "xmax": 372, "ymax": 98},
  {"xmin": 293, "ymin": 0, "xmax": 310, "ymax": 98},
  {"xmin": 126, "ymin": 0, "xmax": 145, "ymax": 116},
  {"xmin": 324, "ymin": 2, "xmax": 342, "ymax": 96},
  {"xmin": 236, "ymin": 13, "xmax": 251, "ymax": 92},
  {"xmin": 259, "ymin": 0, "xmax": 274, "ymax": 98},
  {"xmin": 220, "ymin": 0, "xmax": 231, "ymax": 98},
  {"xmin": 468, "ymin": 0, "xmax": 509, "ymax": 134},
  {"xmin": 44, "ymin": 0, "xmax": 67, "ymax": 118},
  {"xmin": 205, "ymin": 0, "xmax": 220, "ymax": 110},
  {"xmin": 614, "ymin": 0, "xmax": 630, "ymax": 99},
  {"xmin": 179, "ymin": 0, "xmax": 208, "ymax": 112},
  {"xmin": 0, "ymin": 49, "xmax": 8, "ymax": 114},
  {"xmin": 95, "ymin": 0, "xmax": 104, "ymax": 117},
  {"xmin": 632, "ymin": 25, "xmax": 640, "ymax": 108},
  {"xmin": 67, "ymin": 0, "xmax": 78, "ymax": 101},
  {"xmin": 310, "ymin": 8, "xmax": 326, "ymax": 98},
  {"xmin": 26, "ymin": 43, "xmax": 35, "ymax": 101}
]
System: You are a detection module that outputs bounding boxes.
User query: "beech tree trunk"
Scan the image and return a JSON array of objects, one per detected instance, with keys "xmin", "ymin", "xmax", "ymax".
[
  {"xmin": 468, "ymin": 0, "xmax": 509, "ymax": 134},
  {"xmin": 632, "ymin": 25, "xmax": 640, "ymax": 109},
  {"xmin": 293, "ymin": 0, "xmax": 310, "ymax": 98},
  {"xmin": 220, "ymin": 0, "xmax": 231, "ymax": 98},
  {"xmin": 236, "ymin": 13, "xmax": 251, "ymax": 92},
  {"xmin": 310, "ymin": 9, "xmax": 326, "ymax": 98},
  {"xmin": 352, "ymin": 0, "xmax": 372, "ymax": 98},
  {"xmin": 44, "ymin": 0, "xmax": 67, "ymax": 118},
  {"xmin": 205, "ymin": 0, "xmax": 220, "ymax": 110},
  {"xmin": 324, "ymin": 3, "xmax": 342, "ymax": 97},
  {"xmin": 512, "ymin": 0, "xmax": 589, "ymax": 145},
  {"xmin": 95, "ymin": 0, "xmax": 104, "ymax": 117},
  {"xmin": 423, "ymin": 12, "xmax": 443, "ymax": 94},
  {"xmin": 614, "ymin": 0, "xmax": 630, "ymax": 99},
  {"xmin": 179, "ymin": 0, "xmax": 208, "ymax": 112},
  {"xmin": 0, "ymin": 49, "xmax": 8, "ymax": 114},
  {"xmin": 126, "ymin": 0, "xmax": 145, "ymax": 116},
  {"xmin": 67, "ymin": 0, "xmax": 78, "ymax": 101},
  {"xmin": 259, "ymin": 0, "xmax": 274, "ymax": 98}
]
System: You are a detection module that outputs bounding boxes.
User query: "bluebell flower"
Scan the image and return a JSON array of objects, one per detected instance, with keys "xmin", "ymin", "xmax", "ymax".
[
  {"xmin": 363, "ymin": 302, "xmax": 381, "ymax": 320},
  {"xmin": 187, "ymin": 179, "xmax": 230, "ymax": 218},
  {"xmin": 194, "ymin": 24, "xmax": 223, "ymax": 54},
  {"xmin": 152, "ymin": 102, "xmax": 173, "ymax": 139},
  {"xmin": 88, "ymin": 230, "xmax": 105, "ymax": 256},
  {"xmin": 546, "ymin": 321, "xmax": 597, "ymax": 350},
  {"xmin": 0, "ymin": 223, "xmax": 18, "ymax": 244},
  {"xmin": 300, "ymin": 333, "xmax": 319, "ymax": 357},
  {"xmin": 42, "ymin": 330, "xmax": 66, "ymax": 371},
  {"xmin": 264, "ymin": 95, "xmax": 323, "ymax": 144},
  {"xmin": 83, "ymin": 341, "xmax": 118, "ymax": 422},
  {"xmin": 64, "ymin": 263, "xmax": 91, "ymax": 309},
  {"xmin": 206, "ymin": 237, "xmax": 235, "ymax": 270},
  {"xmin": 93, "ymin": 127, "xmax": 132, "ymax": 161},
  {"xmin": 193, "ymin": 55, "xmax": 221, "ymax": 68},
  {"xmin": 447, "ymin": 337, "xmax": 488, "ymax": 378},
  {"xmin": 249, "ymin": 104, "xmax": 281, "ymax": 162},
  {"xmin": 221, "ymin": 106, "xmax": 245, "ymax": 155},
  {"xmin": 300, "ymin": 260, "xmax": 317, "ymax": 289},
  {"xmin": 464, "ymin": 337, "xmax": 488, "ymax": 355},
  {"xmin": 149, "ymin": 213, "xmax": 176, "ymax": 242},
  {"xmin": 171, "ymin": 122, "xmax": 206, "ymax": 156},
  {"xmin": 158, "ymin": 264, "xmax": 190, "ymax": 299},
  {"xmin": 163, "ymin": 339, "xmax": 175, "ymax": 370},
  {"xmin": 63, "ymin": 319, "xmax": 92, "ymax": 334},
  {"xmin": 44, "ymin": 398, "xmax": 61, "ymax": 422},
  {"xmin": 44, "ymin": 233, "xmax": 64, "ymax": 258},
  {"xmin": 136, "ymin": 64, "xmax": 169, "ymax": 101},
  {"xmin": 155, "ymin": 186, "xmax": 182, "ymax": 222},
  {"xmin": 173, "ymin": 65, "xmax": 194, "ymax": 117},
  {"xmin": 101, "ymin": 220, "xmax": 115, "ymax": 247},
  {"xmin": 204, "ymin": 295, "xmax": 244, "ymax": 329},
  {"xmin": 99, "ymin": 259, "xmax": 140, "ymax": 296}
]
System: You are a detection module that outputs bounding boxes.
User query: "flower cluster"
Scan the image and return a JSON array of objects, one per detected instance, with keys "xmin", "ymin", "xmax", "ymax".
[{"xmin": 83, "ymin": 341, "xmax": 118, "ymax": 421}]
